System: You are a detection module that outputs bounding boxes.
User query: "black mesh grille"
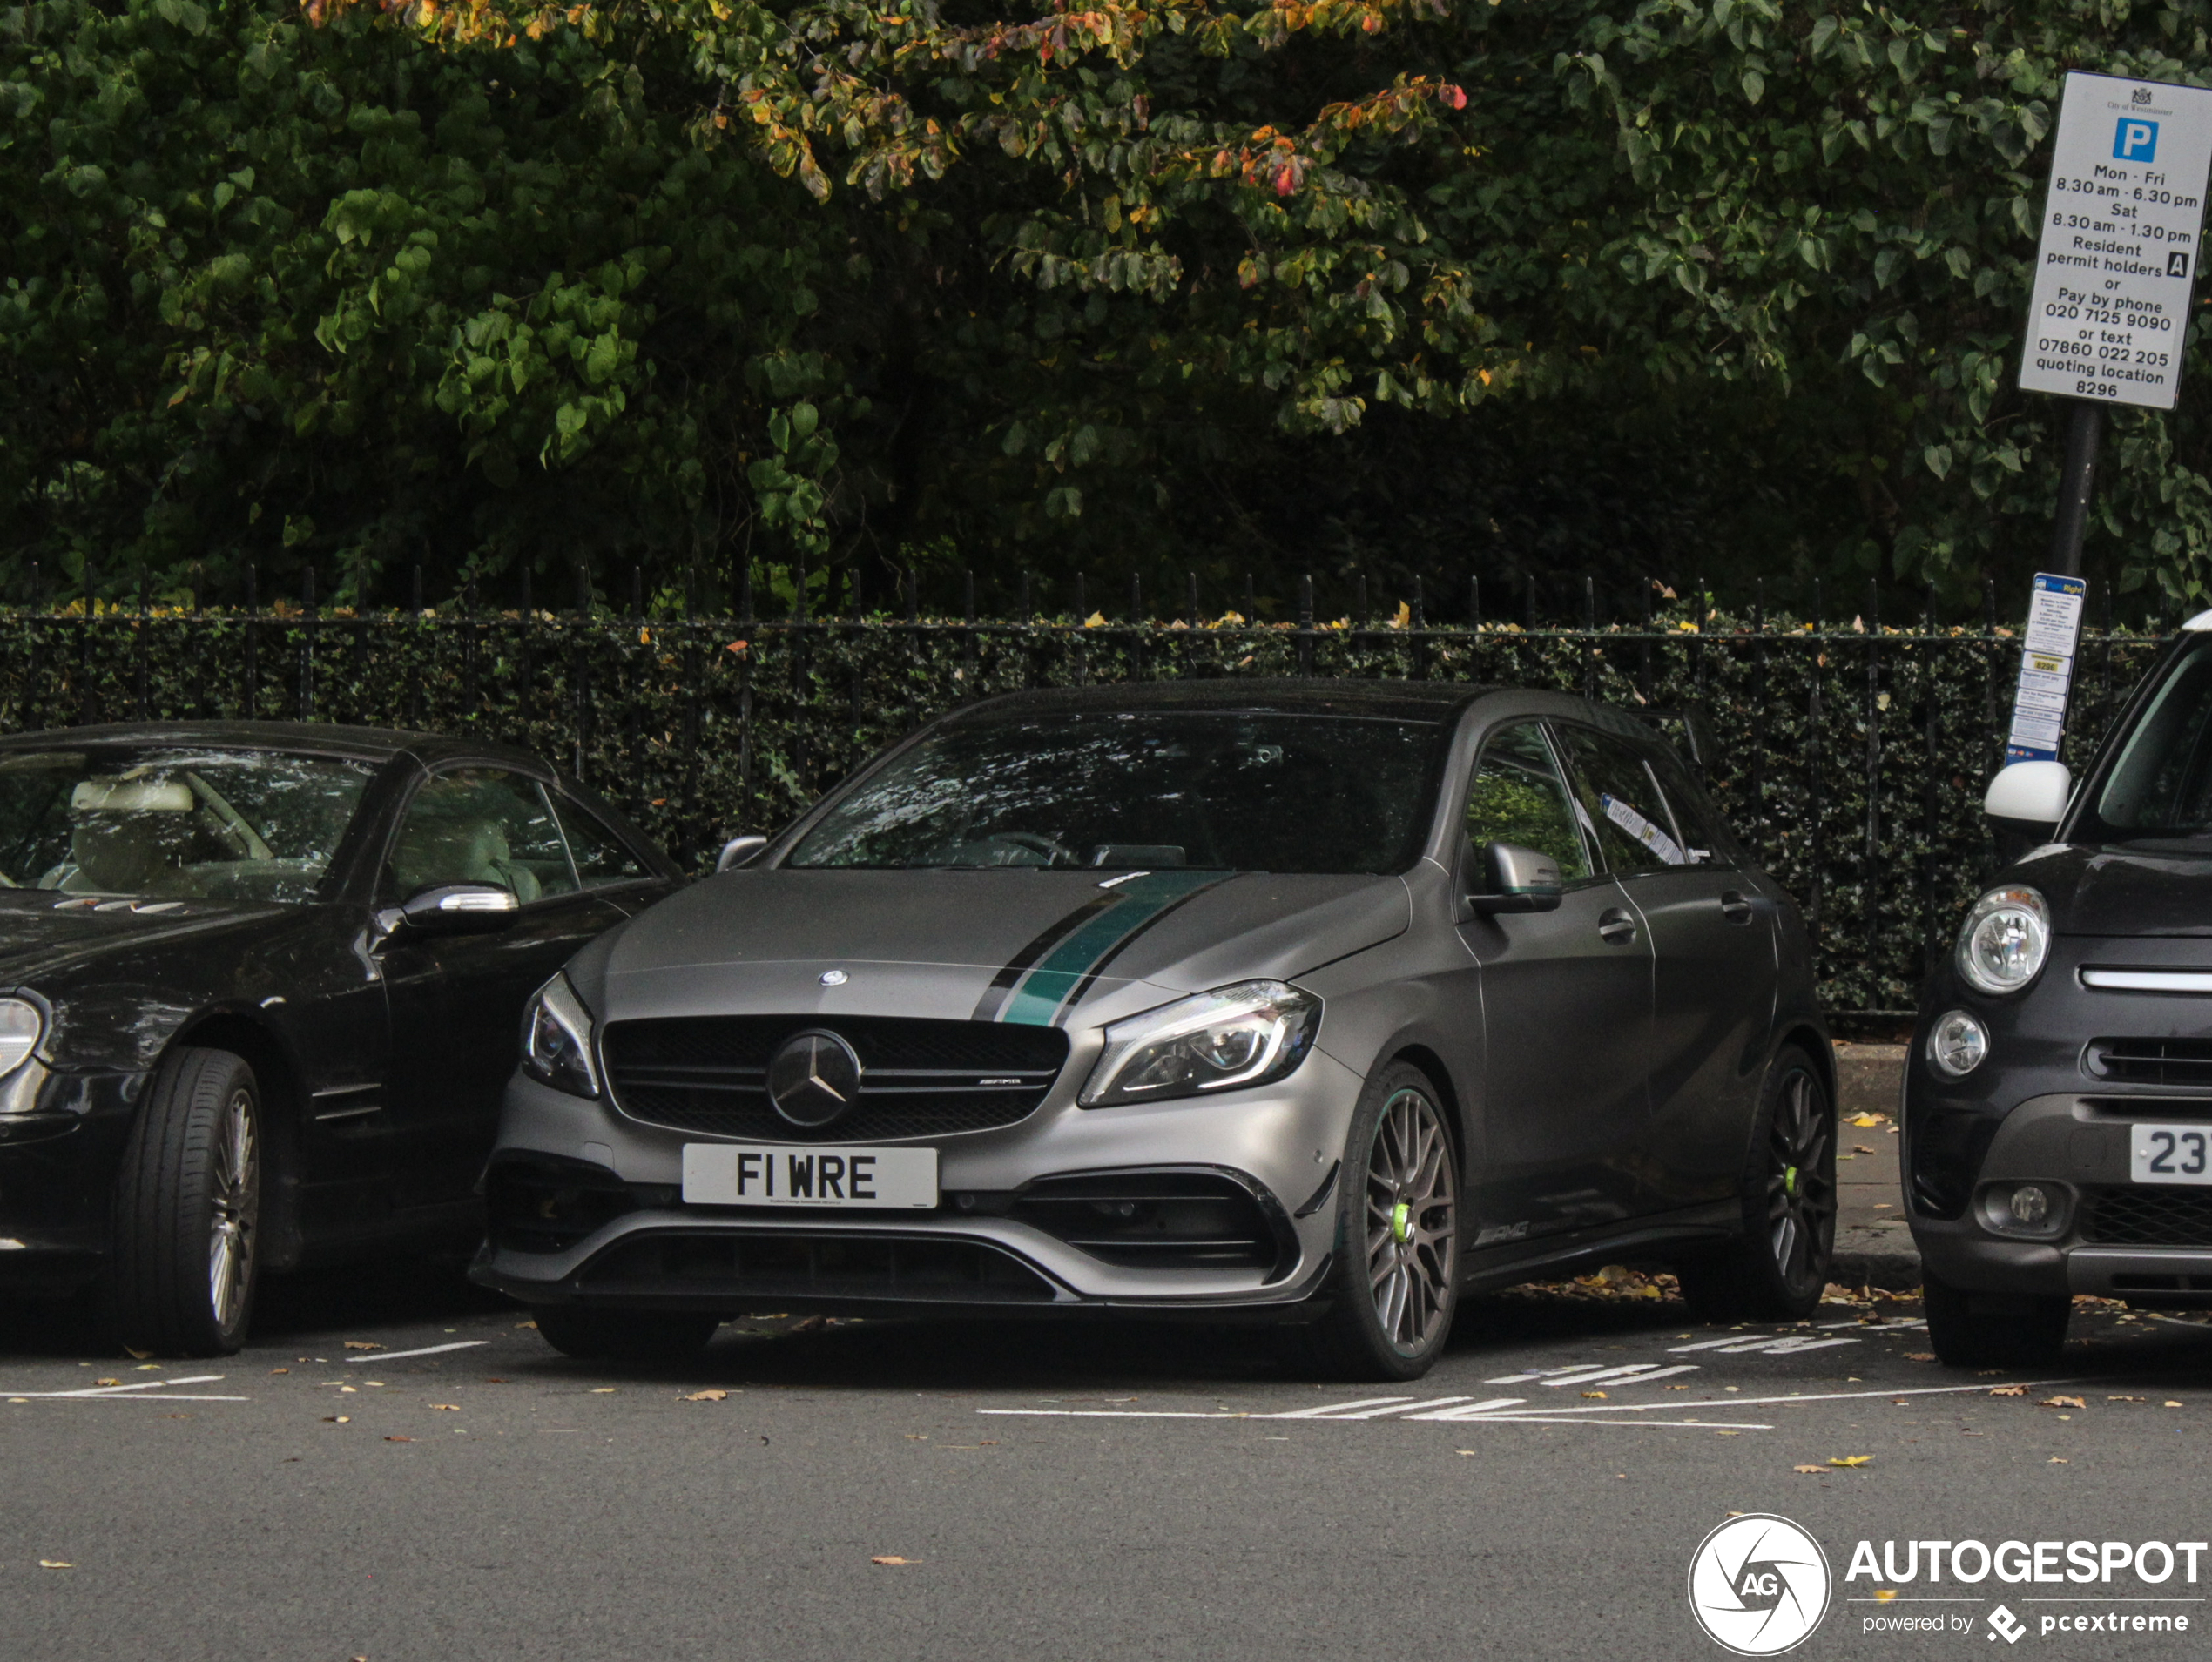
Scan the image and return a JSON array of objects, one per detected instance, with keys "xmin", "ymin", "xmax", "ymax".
[
  {"xmin": 2087, "ymin": 1039, "xmax": 2212, "ymax": 1087},
  {"xmin": 1008, "ymin": 1171, "xmax": 1285, "ymax": 1272},
  {"xmin": 604, "ymin": 1015, "xmax": 1069, "ymax": 1141},
  {"xmin": 579, "ymin": 1230, "xmax": 1058, "ymax": 1303},
  {"xmin": 2083, "ymin": 1186, "xmax": 2212, "ymax": 1248}
]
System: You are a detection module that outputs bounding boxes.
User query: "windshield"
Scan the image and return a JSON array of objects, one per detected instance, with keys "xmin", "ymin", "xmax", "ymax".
[
  {"xmin": 787, "ymin": 710, "xmax": 1446, "ymax": 874},
  {"xmin": 0, "ymin": 749, "xmax": 374, "ymax": 902},
  {"xmin": 2084, "ymin": 635, "xmax": 2212, "ymax": 844}
]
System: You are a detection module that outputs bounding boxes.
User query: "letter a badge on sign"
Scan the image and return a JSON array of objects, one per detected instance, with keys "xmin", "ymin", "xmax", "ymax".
[
  {"xmin": 2172, "ymin": 251, "xmax": 2193, "ymax": 279},
  {"xmin": 2117, "ymin": 118, "xmax": 2161, "ymax": 161}
]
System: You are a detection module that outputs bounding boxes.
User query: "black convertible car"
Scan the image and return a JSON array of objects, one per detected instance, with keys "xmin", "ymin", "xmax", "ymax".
[{"xmin": 0, "ymin": 723, "xmax": 680, "ymax": 1355}]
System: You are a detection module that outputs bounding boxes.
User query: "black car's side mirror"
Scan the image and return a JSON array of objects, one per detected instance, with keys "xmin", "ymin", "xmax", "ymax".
[
  {"xmin": 1467, "ymin": 840, "xmax": 1564, "ymax": 915},
  {"xmin": 375, "ymin": 882, "xmax": 521, "ymax": 944},
  {"xmin": 717, "ymin": 834, "xmax": 768, "ymax": 872}
]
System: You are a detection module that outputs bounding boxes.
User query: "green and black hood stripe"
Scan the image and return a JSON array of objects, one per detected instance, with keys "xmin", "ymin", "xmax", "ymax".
[{"xmin": 971, "ymin": 871, "xmax": 1232, "ymax": 1026}]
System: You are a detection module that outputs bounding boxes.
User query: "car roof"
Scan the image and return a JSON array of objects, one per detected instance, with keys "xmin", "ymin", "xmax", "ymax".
[
  {"xmin": 0, "ymin": 720, "xmax": 546, "ymax": 772},
  {"xmin": 949, "ymin": 678, "xmax": 1503, "ymax": 724}
]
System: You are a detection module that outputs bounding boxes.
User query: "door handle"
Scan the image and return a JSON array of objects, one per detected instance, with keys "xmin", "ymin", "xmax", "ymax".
[
  {"xmin": 1597, "ymin": 908, "xmax": 1637, "ymax": 945},
  {"xmin": 1720, "ymin": 890, "xmax": 1754, "ymax": 925}
]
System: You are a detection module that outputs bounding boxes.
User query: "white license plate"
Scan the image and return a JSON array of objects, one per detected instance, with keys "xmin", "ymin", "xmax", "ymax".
[
  {"xmin": 2131, "ymin": 1124, "xmax": 2212, "ymax": 1185},
  {"xmin": 681, "ymin": 1144, "xmax": 938, "ymax": 1209}
]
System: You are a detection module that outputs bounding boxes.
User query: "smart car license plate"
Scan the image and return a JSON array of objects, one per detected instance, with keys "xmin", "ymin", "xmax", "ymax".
[
  {"xmin": 2131, "ymin": 1125, "xmax": 2212, "ymax": 1185},
  {"xmin": 681, "ymin": 1144, "xmax": 938, "ymax": 1208}
]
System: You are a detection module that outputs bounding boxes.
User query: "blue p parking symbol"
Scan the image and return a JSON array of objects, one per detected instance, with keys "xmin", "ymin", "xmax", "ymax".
[{"xmin": 2116, "ymin": 118, "xmax": 2161, "ymax": 162}]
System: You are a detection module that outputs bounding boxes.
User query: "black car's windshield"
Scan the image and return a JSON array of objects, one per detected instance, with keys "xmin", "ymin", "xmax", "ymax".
[
  {"xmin": 787, "ymin": 710, "xmax": 1445, "ymax": 874},
  {"xmin": 0, "ymin": 749, "xmax": 374, "ymax": 902},
  {"xmin": 2082, "ymin": 633, "xmax": 2212, "ymax": 844}
]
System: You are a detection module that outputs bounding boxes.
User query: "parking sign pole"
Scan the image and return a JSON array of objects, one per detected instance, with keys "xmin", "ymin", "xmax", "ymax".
[{"xmin": 2010, "ymin": 71, "xmax": 2212, "ymax": 764}]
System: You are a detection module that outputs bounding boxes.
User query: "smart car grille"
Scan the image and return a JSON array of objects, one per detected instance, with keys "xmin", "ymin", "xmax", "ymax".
[
  {"xmin": 578, "ymin": 1230, "xmax": 1059, "ymax": 1303},
  {"xmin": 1008, "ymin": 1171, "xmax": 1288, "ymax": 1274},
  {"xmin": 602, "ymin": 1016, "xmax": 1069, "ymax": 1141},
  {"xmin": 2086, "ymin": 1039, "xmax": 2212, "ymax": 1087},
  {"xmin": 2082, "ymin": 1186, "xmax": 2212, "ymax": 1248}
]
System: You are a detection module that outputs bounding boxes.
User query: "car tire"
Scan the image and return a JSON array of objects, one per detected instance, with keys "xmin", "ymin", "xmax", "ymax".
[
  {"xmin": 1922, "ymin": 1270, "xmax": 2069, "ymax": 1369},
  {"xmin": 1292, "ymin": 1060, "xmax": 1461, "ymax": 1383},
  {"xmin": 1674, "ymin": 1045, "xmax": 1836, "ymax": 1322},
  {"xmin": 531, "ymin": 1306, "xmax": 723, "ymax": 1362},
  {"xmin": 106, "ymin": 1047, "xmax": 263, "ymax": 1358}
]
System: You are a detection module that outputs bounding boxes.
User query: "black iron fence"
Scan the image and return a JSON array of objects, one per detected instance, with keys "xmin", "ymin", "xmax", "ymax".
[{"xmin": 0, "ymin": 572, "xmax": 2180, "ymax": 1016}]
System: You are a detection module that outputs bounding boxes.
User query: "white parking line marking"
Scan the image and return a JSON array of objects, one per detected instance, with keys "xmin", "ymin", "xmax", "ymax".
[
  {"xmin": 1541, "ymin": 1363, "xmax": 1701, "ymax": 1388},
  {"xmin": 1403, "ymin": 1398, "xmax": 1528, "ymax": 1420},
  {"xmin": 349, "ymin": 1340, "xmax": 491, "ymax": 1364},
  {"xmin": 1667, "ymin": 1335, "xmax": 1858, "ymax": 1356},
  {"xmin": 2, "ymin": 1375, "xmax": 246, "ymax": 1403},
  {"xmin": 1258, "ymin": 1396, "xmax": 1416, "ymax": 1420},
  {"xmin": 980, "ymin": 1410, "xmax": 1249, "ymax": 1420},
  {"xmin": 1303, "ymin": 1396, "xmax": 1475, "ymax": 1419},
  {"xmin": 1444, "ymin": 1416, "xmax": 1777, "ymax": 1430},
  {"xmin": 1484, "ymin": 1363, "xmax": 1619, "ymax": 1384},
  {"xmin": 1469, "ymin": 1378, "xmax": 2083, "ymax": 1416}
]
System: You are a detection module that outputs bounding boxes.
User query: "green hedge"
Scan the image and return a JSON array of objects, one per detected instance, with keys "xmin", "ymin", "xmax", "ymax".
[{"xmin": 0, "ymin": 602, "xmax": 2167, "ymax": 1013}]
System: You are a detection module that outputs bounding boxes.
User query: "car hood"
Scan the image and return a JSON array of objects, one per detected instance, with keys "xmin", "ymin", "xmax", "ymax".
[
  {"xmin": 0, "ymin": 891, "xmax": 288, "ymax": 986},
  {"xmin": 592, "ymin": 868, "xmax": 1412, "ymax": 1027},
  {"xmin": 2013, "ymin": 843, "xmax": 2212, "ymax": 937}
]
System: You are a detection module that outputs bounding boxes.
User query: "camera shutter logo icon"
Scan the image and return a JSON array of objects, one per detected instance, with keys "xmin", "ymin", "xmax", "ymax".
[
  {"xmin": 2116, "ymin": 118, "xmax": 2161, "ymax": 162},
  {"xmin": 1687, "ymin": 1514, "xmax": 1831, "ymax": 1655}
]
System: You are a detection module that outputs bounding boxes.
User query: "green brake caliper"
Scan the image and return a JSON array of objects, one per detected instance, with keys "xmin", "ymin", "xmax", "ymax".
[
  {"xmin": 1391, "ymin": 1201, "xmax": 1412, "ymax": 1243},
  {"xmin": 1784, "ymin": 1165, "xmax": 1798, "ymax": 1195}
]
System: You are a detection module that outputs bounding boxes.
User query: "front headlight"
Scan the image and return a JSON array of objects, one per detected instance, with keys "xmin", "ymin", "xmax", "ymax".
[
  {"xmin": 1956, "ymin": 885, "xmax": 2051, "ymax": 997},
  {"xmin": 0, "ymin": 998, "xmax": 41, "ymax": 1078},
  {"xmin": 1080, "ymin": 980, "xmax": 1319, "ymax": 1107},
  {"xmin": 521, "ymin": 972, "xmax": 598, "ymax": 1099}
]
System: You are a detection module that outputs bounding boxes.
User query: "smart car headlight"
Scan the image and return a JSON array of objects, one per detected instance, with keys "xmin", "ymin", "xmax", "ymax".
[
  {"xmin": 1955, "ymin": 885, "xmax": 2051, "ymax": 997},
  {"xmin": 1080, "ymin": 980, "xmax": 1319, "ymax": 1107},
  {"xmin": 521, "ymin": 972, "xmax": 598, "ymax": 1099},
  {"xmin": 0, "ymin": 998, "xmax": 41, "ymax": 1079}
]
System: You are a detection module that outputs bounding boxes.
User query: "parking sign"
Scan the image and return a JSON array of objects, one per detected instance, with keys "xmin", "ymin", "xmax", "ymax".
[{"xmin": 2020, "ymin": 72, "xmax": 2212, "ymax": 412}]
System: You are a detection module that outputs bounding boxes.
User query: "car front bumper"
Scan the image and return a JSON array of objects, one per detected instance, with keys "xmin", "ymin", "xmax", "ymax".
[
  {"xmin": 470, "ymin": 1050, "xmax": 1365, "ymax": 1318},
  {"xmin": 0, "ymin": 1065, "xmax": 148, "ymax": 1294}
]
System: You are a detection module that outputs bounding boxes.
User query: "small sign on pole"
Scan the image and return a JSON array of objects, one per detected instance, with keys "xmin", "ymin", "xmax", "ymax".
[
  {"xmin": 2004, "ymin": 573, "xmax": 2088, "ymax": 764},
  {"xmin": 2021, "ymin": 71, "xmax": 2212, "ymax": 412}
]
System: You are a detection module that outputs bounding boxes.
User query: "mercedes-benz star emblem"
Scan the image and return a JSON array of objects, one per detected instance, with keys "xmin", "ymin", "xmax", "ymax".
[{"xmin": 766, "ymin": 1030, "xmax": 864, "ymax": 1129}]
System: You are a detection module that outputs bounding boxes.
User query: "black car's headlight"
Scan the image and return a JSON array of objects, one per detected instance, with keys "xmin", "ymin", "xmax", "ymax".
[
  {"xmin": 0, "ymin": 998, "xmax": 41, "ymax": 1079},
  {"xmin": 1080, "ymin": 980, "xmax": 1319, "ymax": 1107},
  {"xmin": 1955, "ymin": 885, "xmax": 2050, "ymax": 996},
  {"xmin": 522, "ymin": 973, "xmax": 599, "ymax": 1099}
]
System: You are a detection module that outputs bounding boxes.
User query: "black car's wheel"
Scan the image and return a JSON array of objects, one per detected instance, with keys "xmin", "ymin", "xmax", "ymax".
[
  {"xmin": 1922, "ymin": 1270, "xmax": 2069, "ymax": 1369},
  {"xmin": 107, "ymin": 1047, "xmax": 263, "ymax": 1358},
  {"xmin": 1675, "ymin": 1046, "xmax": 1835, "ymax": 1322},
  {"xmin": 1295, "ymin": 1061, "xmax": 1461, "ymax": 1382},
  {"xmin": 531, "ymin": 1306, "xmax": 723, "ymax": 1362}
]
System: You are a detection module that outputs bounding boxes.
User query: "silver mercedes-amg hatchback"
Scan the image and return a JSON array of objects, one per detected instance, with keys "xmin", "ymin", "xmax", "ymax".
[{"xmin": 474, "ymin": 680, "xmax": 1831, "ymax": 1379}]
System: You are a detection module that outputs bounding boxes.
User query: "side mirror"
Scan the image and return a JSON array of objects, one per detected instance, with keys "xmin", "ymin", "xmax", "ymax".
[
  {"xmin": 717, "ymin": 834, "xmax": 768, "ymax": 872},
  {"xmin": 1468, "ymin": 840, "xmax": 1564, "ymax": 915},
  {"xmin": 375, "ymin": 882, "xmax": 520, "ymax": 944},
  {"xmin": 1984, "ymin": 762, "xmax": 2071, "ymax": 833}
]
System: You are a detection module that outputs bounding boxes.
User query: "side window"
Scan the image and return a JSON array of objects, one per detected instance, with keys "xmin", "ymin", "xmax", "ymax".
[
  {"xmin": 553, "ymin": 797, "xmax": 646, "ymax": 889},
  {"xmin": 1556, "ymin": 726, "xmax": 1689, "ymax": 875},
  {"xmin": 1641, "ymin": 744, "xmax": 1737, "ymax": 867},
  {"xmin": 1462, "ymin": 722, "xmax": 1593, "ymax": 883},
  {"xmin": 386, "ymin": 770, "xmax": 577, "ymax": 904}
]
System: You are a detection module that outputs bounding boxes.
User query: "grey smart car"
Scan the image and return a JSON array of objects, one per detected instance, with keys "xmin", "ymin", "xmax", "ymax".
[{"xmin": 474, "ymin": 681, "xmax": 1831, "ymax": 1379}]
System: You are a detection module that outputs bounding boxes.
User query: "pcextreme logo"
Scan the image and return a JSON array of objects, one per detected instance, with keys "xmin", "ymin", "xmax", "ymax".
[{"xmin": 1688, "ymin": 1514, "xmax": 1833, "ymax": 1655}]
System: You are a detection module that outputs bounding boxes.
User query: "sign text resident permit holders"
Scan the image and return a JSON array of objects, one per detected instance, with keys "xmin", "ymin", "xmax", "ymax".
[{"xmin": 2021, "ymin": 71, "xmax": 2212, "ymax": 412}]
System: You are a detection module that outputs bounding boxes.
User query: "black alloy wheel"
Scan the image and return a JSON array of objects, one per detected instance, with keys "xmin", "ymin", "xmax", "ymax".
[
  {"xmin": 1295, "ymin": 1060, "xmax": 1461, "ymax": 1381},
  {"xmin": 1676, "ymin": 1046, "xmax": 1836, "ymax": 1322},
  {"xmin": 108, "ymin": 1046, "xmax": 265, "ymax": 1357}
]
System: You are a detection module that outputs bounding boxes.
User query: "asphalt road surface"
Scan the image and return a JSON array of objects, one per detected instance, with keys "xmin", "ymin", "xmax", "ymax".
[{"xmin": 5, "ymin": 1268, "xmax": 2211, "ymax": 1661}]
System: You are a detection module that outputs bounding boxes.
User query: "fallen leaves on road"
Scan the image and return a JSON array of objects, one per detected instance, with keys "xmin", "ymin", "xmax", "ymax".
[
  {"xmin": 516, "ymin": 1321, "xmax": 537, "ymax": 1329},
  {"xmin": 1903, "ymin": 1353, "xmax": 1936, "ymax": 1363},
  {"xmin": 1851, "ymin": 1144, "xmax": 1876, "ymax": 1155},
  {"xmin": 684, "ymin": 1390, "xmax": 728, "ymax": 1403},
  {"xmin": 789, "ymin": 1315, "xmax": 826, "ymax": 1333},
  {"xmin": 94, "ymin": 1378, "xmax": 118, "ymax": 1387},
  {"xmin": 1988, "ymin": 1385, "xmax": 2027, "ymax": 1396},
  {"xmin": 343, "ymin": 1342, "xmax": 383, "ymax": 1352},
  {"xmin": 2050, "ymin": 1457, "xmax": 2069, "ymax": 1464},
  {"xmin": 2107, "ymin": 1395, "xmax": 2147, "ymax": 1403},
  {"xmin": 269, "ymin": 1368, "xmax": 288, "ymax": 1376},
  {"xmin": 1829, "ymin": 1456, "xmax": 1873, "ymax": 1468},
  {"xmin": 2166, "ymin": 1401, "xmax": 2185, "ymax": 1409},
  {"xmin": 1792, "ymin": 1464, "xmax": 1825, "ymax": 1474},
  {"xmin": 870, "ymin": 1556, "xmax": 914, "ymax": 1566},
  {"xmin": 590, "ymin": 1388, "xmax": 617, "ymax": 1395},
  {"xmin": 1848, "ymin": 1113, "xmax": 1886, "ymax": 1127},
  {"xmin": 322, "ymin": 1416, "xmax": 350, "ymax": 1424},
  {"xmin": 430, "ymin": 1404, "xmax": 461, "ymax": 1411},
  {"xmin": 38, "ymin": 1561, "xmax": 72, "ymax": 1570},
  {"xmin": 123, "ymin": 1346, "xmax": 152, "ymax": 1360},
  {"xmin": 384, "ymin": 1435, "xmax": 414, "ymax": 1443},
  {"xmin": 2039, "ymin": 1396, "xmax": 2087, "ymax": 1410}
]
